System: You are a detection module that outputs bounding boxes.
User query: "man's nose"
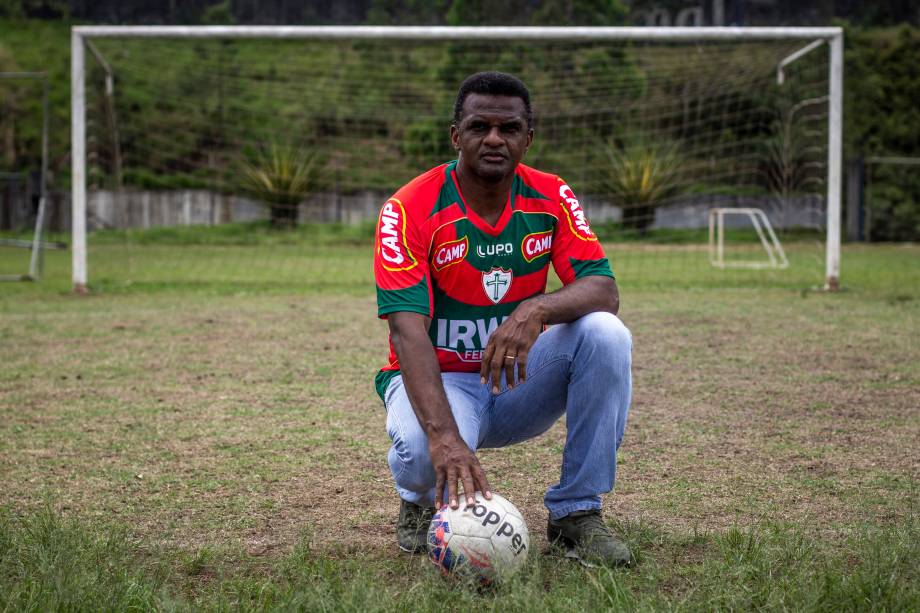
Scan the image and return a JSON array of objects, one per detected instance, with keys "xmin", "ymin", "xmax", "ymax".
[{"xmin": 483, "ymin": 126, "xmax": 503, "ymax": 146}]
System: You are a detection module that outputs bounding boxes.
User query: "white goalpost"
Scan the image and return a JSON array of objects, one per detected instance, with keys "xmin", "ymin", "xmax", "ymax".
[{"xmin": 70, "ymin": 25, "xmax": 843, "ymax": 292}]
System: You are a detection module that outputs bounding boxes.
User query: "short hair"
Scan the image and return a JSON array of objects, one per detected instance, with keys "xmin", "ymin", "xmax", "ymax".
[{"xmin": 453, "ymin": 71, "xmax": 533, "ymax": 128}]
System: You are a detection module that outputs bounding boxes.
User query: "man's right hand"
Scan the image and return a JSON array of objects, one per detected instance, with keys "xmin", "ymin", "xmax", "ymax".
[{"xmin": 429, "ymin": 433, "xmax": 492, "ymax": 510}]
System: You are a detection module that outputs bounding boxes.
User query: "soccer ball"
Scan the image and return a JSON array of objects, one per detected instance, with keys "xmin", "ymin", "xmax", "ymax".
[{"xmin": 427, "ymin": 491, "xmax": 529, "ymax": 581}]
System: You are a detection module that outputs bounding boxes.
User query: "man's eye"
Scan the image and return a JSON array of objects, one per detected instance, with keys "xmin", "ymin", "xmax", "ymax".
[
  {"xmin": 501, "ymin": 124, "xmax": 522, "ymax": 134},
  {"xmin": 468, "ymin": 123, "xmax": 488, "ymax": 132}
]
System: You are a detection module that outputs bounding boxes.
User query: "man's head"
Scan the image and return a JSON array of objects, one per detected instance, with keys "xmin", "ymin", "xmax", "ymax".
[
  {"xmin": 453, "ymin": 72, "xmax": 533, "ymax": 129},
  {"xmin": 451, "ymin": 72, "xmax": 534, "ymax": 184}
]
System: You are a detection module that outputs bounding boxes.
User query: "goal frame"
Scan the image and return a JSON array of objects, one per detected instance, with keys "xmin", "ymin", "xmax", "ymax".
[{"xmin": 70, "ymin": 25, "xmax": 844, "ymax": 292}]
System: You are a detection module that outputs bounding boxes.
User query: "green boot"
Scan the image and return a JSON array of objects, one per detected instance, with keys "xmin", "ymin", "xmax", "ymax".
[
  {"xmin": 547, "ymin": 510, "xmax": 633, "ymax": 568},
  {"xmin": 397, "ymin": 499, "xmax": 435, "ymax": 554}
]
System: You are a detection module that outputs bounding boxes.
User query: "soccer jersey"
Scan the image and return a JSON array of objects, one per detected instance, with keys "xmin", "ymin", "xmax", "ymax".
[{"xmin": 374, "ymin": 160, "xmax": 613, "ymax": 399}]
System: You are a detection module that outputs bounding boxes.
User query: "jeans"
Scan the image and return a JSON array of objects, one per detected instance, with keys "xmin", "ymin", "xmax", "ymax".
[{"xmin": 382, "ymin": 311, "xmax": 633, "ymax": 520}]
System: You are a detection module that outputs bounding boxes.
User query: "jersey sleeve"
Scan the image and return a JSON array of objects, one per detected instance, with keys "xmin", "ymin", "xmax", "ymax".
[
  {"xmin": 550, "ymin": 178, "xmax": 614, "ymax": 285},
  {"xmin": 374, "ymin": 196, "xmax": 432, "ymax": 318}
]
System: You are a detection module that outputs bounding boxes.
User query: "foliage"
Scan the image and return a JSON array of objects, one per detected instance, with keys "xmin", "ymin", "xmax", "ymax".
[
  {"xmin": 367, "ymin": 0, "xmax": 451, "ymax": 25},
  {"xmin": 401, "ymin": 119, "xmax": 454, "ymax": 170},
  {"xmin": 0, "ymin": 43, "xmax": 22, "ymax": 169},
  {"xmin": 844, "ymin": 25, "xmax": 920, "ymax": 241},
  {"xmin": 597, "ymin": 138, "xmax": 684, "ymax": 232},
  {"xmin": 0, "ymin": 0, "xmax": 67, "ymax": 19},
  {"xmin": 238, "ymin": 142, "xmax": 322, "ymax": 227},
  {"xmin": 199, "ymin": 0, "xmax": 235, "ymax": 25},
  {"xmin": 866, "ymin": 163, "xmax": 920, "ymax": 241},
  {"xmin": 845, "ymin": 26, "xmax": 920, "ymax": 159},
  {"xmin": 1, "ymin": 18, "xmax": 918, "ymax": 240}
]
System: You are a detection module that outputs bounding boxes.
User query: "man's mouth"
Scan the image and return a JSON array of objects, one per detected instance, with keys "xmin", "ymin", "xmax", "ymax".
[{"xmin": 481, "ymin": 153, "xmax": 506, "ymax": 162}]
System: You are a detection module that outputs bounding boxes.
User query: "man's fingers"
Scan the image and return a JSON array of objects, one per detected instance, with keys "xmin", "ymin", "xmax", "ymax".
[
  {"xmin": 504, "ymin": 353, "xmax": 515, "ymax": 390},
  {"xmin": 480, "ymin": 341, "xmax": 496, "ymax": 384},
  {"xmin": 472, "ymin": 463, "xmax": 492, "ymax": 501},
  {"xmin": 435, "ymin": 471, "xmax": 445, "ymax": 509},
  {"xmin": 517, "ymin": 349, "xmax": 528, "ymax": 384},
  {"xmin": 460, "ymin": 467, "xmax": 476, "ymax": 507},
  {"xmin": 446, "ymin": 467, "xmax": 460, "ymax": 509},
  {"xmin": 491, "ymin": 351, "xmax": 504, "ymax": 394}
]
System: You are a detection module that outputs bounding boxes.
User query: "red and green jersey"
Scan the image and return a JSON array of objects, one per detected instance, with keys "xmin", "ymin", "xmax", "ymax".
[{"xmin": 374, "ymin": 160, "xmax": 613, "ymax": 398}]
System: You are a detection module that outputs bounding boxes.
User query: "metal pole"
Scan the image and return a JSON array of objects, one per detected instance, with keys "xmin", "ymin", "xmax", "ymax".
[
  {"xmin": 28, "ymin": 75, "xmax": 50, "ymax": 279},
  {"xmin": 72, "ymin": 25, "xmax": 844, "ymax": 41},
  {"xmin": 72, "ymin": 30, "xmax": 88, "ymax": 293},
  {"xmin": 824, "ymin": 32, "xmax": 843, "ymax": 291}
]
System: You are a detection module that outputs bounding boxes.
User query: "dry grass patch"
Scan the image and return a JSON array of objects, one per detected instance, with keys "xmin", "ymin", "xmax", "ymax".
[{"xmin": 1, "ymin": 286, "xmax": 918, "ymax": 564}]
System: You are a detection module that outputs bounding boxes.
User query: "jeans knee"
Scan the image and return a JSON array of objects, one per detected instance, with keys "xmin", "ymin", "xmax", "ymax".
[
  {"xmin": 575, "ymin": 311, "xmax": 632, "ymax": 357},
  {"xmin": 388, "ymin": 426, "xmax": 434, "ymax": 492}
]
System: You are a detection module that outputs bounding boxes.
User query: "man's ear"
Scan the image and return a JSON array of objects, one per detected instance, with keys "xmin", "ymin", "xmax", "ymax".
[{"xmin": 450, "ymin": 124, "xmax": 460, "ymax": 151}]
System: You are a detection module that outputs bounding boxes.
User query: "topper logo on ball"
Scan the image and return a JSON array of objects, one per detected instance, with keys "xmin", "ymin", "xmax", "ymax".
[{"xmin": 467, "ymin": 504, "xmax": 527, "ymax": 556}]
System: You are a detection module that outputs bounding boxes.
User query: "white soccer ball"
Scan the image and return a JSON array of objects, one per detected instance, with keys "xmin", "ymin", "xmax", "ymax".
[{"xmin": 427, "ymin": 491, "xmax": 529, "ymax": 581}]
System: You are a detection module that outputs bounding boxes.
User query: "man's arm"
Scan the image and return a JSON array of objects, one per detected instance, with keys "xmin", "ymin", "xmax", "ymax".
[
  {"xmin": 479, "ymin": 276, "xmax": 619, "ymax": 393},
  {"xmin": 388, "ymin": 311, "xmax": 492, "ymax": 510}
]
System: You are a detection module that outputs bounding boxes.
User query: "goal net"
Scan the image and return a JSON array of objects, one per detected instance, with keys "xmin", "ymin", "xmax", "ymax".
[{"xmin": 72, "ymin": 27, "xmax": 841, "ymax": 293}]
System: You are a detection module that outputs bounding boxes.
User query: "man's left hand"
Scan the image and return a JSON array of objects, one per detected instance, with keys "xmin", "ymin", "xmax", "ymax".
[{"xmin": 479, "ymin": 300, "xmax": 546, "ymax": 394}]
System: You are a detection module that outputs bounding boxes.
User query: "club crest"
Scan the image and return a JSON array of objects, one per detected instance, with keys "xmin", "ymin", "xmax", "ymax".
[{"xmin": 481, "ymin": 267, "xmax": 512, "ymax": 304}]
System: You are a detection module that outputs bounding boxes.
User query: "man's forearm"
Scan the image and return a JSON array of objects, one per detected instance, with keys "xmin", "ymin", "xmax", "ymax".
[
  {"xmin": 389, "ymin": 314, "xmax": 461, "ymax": 440},
  {"xmin": 388, "ymin": 311, "xmax": 492, "ymax": 508},
  {"xmin": 522, "ymin": 276, "xmax": 619, "ymax": 326}
]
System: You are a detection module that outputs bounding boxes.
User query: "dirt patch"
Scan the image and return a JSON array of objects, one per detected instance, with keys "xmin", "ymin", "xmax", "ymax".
[{"xmin": 1, "ymin": 289, "xmax": 917, "ymax": 558}]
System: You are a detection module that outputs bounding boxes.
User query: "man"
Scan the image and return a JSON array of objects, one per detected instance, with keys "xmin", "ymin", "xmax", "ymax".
[{"xmin": 373, "ymin": 72, "xmax": 633, "ymax": 567}]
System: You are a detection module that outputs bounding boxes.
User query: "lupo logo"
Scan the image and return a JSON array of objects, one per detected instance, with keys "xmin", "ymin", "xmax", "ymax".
[{"xmin": 559, "ymin": 184, "xmax": 596, "ymax": 240}]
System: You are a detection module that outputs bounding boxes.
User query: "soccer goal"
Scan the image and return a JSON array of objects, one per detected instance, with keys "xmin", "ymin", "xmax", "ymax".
[{"xmin": 70, "ymin": 26, "xmax": 842, "ymax": 293}]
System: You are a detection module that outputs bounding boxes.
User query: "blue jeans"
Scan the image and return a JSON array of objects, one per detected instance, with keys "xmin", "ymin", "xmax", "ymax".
[{"xmin": 382, "ymin": 311, "xmax": 632, "ymax": 520}]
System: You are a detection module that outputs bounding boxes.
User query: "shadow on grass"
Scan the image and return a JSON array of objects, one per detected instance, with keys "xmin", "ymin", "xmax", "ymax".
[{"xmin": 2, "ymin": 507, "xmax": 917, "ymax": 612}]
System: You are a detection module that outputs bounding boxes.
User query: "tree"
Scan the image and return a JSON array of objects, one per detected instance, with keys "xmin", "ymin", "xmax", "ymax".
[{"xmin": 596, "ymin": 138, "xmax": 684, "ymax": 233}]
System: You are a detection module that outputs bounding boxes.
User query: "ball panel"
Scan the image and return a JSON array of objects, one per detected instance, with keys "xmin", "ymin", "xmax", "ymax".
[
  {"xmin": 488, "ymin": 511, "xmax": 530, "ymax": 569},
  {"xmin": 445, "ymin": 535, "xmax": 495, "ymax": 573},
  {"xmin": 427, "ymin": 491, "xmax": 530, "ymax": 581}
]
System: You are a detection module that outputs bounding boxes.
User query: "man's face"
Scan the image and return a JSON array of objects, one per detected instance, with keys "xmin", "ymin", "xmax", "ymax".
[{"xmin": 451, "ymin": 93, "xmax": 533, "ymax": 184}]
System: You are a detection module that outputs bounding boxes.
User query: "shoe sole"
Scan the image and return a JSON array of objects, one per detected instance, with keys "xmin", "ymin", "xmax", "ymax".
[
  {"xmin": 549, "ymin": 538, "xmax": 599, "ymax": 568},
  {"xmin": 398, "ymin": 542, "xmax": 427, "ymax": 554}
]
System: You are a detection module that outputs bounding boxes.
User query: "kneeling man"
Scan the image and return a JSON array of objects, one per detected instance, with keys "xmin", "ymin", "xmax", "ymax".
[{"xmin": 373, "ymin": 72, "xmax": 633, "ymax": 567}]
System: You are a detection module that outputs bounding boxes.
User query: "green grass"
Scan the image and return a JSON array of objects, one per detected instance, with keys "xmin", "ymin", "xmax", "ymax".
[
  {"xmin": 3, "ymin": 225, "xmax": 917, "ymax": 300},
  {"xmin": 1, "ymin": 507, "xmax": 917, "ymax": 611},
  {"xmin": 1, "ymin": 236, "xmax": 918, "ymax": 611}
]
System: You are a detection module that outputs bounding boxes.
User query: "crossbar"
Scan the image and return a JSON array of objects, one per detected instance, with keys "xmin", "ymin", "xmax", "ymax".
[{"xmin": 72, "ymin": 25, "xmax": 843, "ymax": 41}]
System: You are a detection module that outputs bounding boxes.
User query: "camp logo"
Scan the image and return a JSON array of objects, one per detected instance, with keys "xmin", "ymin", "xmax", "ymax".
[
  {"xmin": 377, "ymin": 198, "xmax": 417, "ymax": 271},
  {"xmin": 521, "ymin": 230, "xmax": 553, "ymax": 262},
  {"xmin": 432, "ymin": 236, "xmax": 468, "ymax": 271},
  {"xmin": 481, "ymin": 267, "xmax": 513, "ymax": 304},
  {"xmin": 559, "ymin": 184, "xmax": 596, "ymax": 241}
]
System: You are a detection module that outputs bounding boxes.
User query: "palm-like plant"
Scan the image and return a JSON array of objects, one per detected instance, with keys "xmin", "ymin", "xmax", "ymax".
[
  {"xmin": 597, "ymin": 138, "xmax": 684, "ymax": 233},
  {"xmin": 239, "ymin": 142, "xmax": 320, "ymax": 227}
]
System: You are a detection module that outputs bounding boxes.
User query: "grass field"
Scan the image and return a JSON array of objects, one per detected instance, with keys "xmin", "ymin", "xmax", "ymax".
[{"xmin": 1, "ymin": 238, "xmax": 918, "ymax": 610}]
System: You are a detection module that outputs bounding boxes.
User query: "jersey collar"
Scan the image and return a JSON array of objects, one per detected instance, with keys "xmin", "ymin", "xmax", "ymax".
[{"xmin": 449, "ymin": 165, "xmax": 516, "ymax": 237}]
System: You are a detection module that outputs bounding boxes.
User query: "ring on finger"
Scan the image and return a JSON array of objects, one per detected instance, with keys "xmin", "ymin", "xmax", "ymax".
[{"xmin": 504, "ymin": 354, "xmax": 516, "ymax": 360}]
